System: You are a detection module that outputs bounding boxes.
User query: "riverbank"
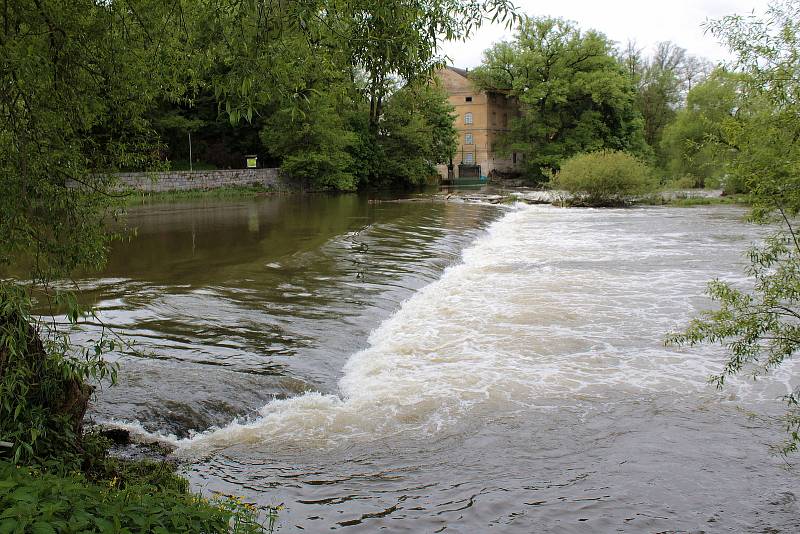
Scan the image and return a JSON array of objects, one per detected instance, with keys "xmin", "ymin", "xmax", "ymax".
[
  {"xmin": 0, "ymin": 422, "xmax": 273, "ymax": 532},
  {"xmin": 121, "ymin": 182, "xmax": 750, "ymax": 209},
  {"xmin": 121, "ymin": 185, "xmax": 280, "ymax": 205},
  {"xmin": 428, "ymin": 188, "xmax": 751, "ymax": 208}
]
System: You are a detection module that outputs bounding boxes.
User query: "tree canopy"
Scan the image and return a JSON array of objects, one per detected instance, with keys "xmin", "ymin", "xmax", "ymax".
[
  {"xmin": 660, "ymin": 69, "xmax": 742, "ymax": 188},
  {"xmin": 470, "ymin": 16, "xmax": 648, "ymax": 181},
  {"xmin": 619, "ymin": 41, "xmax": 712, "ymax": 166}
]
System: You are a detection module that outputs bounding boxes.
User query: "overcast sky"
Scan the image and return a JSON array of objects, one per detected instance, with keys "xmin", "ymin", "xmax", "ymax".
[{"xmin": 440, "ymin": 0, "xmax": 771, "ymax": 68}]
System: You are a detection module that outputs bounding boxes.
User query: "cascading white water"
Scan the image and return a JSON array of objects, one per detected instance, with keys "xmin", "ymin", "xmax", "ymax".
[
  {"xmin": 92, "ymin": 198, "xmax": 800, "ymax": 532},
  {"xmin": 120, "ymin": 203, "xmax": 791, "ymax": 455}
]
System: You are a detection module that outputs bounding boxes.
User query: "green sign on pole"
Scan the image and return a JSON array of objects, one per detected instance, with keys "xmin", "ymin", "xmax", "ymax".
[{"xmin": 246, "ymin": 155, "xmax": 258, "ymax": 169}]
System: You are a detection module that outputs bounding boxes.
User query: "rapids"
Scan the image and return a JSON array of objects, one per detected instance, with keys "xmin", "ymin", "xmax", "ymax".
[{"xmin": 80, "ymin": 196, "xmax": 799, "ymax": 532}]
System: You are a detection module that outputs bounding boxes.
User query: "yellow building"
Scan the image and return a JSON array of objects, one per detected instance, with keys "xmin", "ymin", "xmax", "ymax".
[{"xmin": 436, "ymin": 67, "xmax": 522, "ymax": 181}]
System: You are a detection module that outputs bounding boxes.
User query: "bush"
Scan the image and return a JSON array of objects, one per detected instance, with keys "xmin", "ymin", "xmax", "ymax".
[
  {"xmin": 0, "ymin": 461, "xmax": 268, "ymax": 533},
  {"xmin": 665, "ymin": 174, "xmax": 701, "ymax": 190},
  {"xmin": 550, "ymin": 150, "xmax": 656, "ymax": 206},
  {"xmin": 0, "ymin": 284, "xmax": 116, "ymax": 468}
]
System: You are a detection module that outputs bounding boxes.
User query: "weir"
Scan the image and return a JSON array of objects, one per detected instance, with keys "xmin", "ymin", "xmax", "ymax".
[{"xmin": 86, "ymin": 198, "xmax": 800, "ymax": 531}]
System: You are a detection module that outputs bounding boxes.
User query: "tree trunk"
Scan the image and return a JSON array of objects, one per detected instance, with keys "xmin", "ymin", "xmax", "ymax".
[{"xmin": 0, "ymin": 310, "xmax": 93, "ymax": 438}]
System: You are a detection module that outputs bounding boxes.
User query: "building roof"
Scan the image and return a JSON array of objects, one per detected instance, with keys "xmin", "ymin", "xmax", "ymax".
[{"xmin": 447, "ymin": 66, "xmax": 470, "ymax": 78}]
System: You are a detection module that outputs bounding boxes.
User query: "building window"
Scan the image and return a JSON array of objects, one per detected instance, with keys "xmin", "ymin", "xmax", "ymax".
[
  {"xmin": 503, "ymin": 113, "xmax": 508, "ymax": 127},
  {"xmin": 464, "ymin": 112, "xmax": 473, "ymax": 125},
  {"xmin": 465, "ymin": 132, "xmax": 473, "ymax": 145},
  {"xmin": 513, "ymin": 152, "xmax": 517, "ymax": 164},
  {"xmin": 465, "ymin": 153, "xmax": 474, "ymax": 164},
  {"xmin": 465, "ymin": 96, "xmax": 472, "ymax": 102},
  {"xmin": 491, "ymin": 111, "xmax": 496, "ymax": 126}
]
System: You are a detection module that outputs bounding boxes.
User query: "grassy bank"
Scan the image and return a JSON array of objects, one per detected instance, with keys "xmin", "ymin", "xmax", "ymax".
[
  {"xmin": 120, "ymin": 185, "xmax": 281, "ymax": 205},
  {"xmin": 0, "ymin": 458, "xmax": 272, "ymax": 533},
  {"xmin": 0, "ymin": 431, "xmax": 274, "ymax": 533},
  {"xmin": 641, "ymin": 193, "xmax": 751, "ymax": 207},
  {"xmin": 0, "ymin": 434, "xmax": 276, "ymax": 534}
]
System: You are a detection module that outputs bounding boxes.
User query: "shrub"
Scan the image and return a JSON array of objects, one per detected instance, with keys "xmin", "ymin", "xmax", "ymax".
[
  {"xmin": 0, "ymin": 284, "xmax": 117, "ymax": 468},
  {"xmin": 550, "ymin": 150, "xmax": 656, "ymax": 206},
  {"xmin": 665, "ymin": 174, "xmax": 701, "ymax": 190}
]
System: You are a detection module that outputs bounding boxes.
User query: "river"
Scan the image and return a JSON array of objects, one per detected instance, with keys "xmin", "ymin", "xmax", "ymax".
[{"xmin": 75, "ymin": 192, "xmax": 799, "ymax": 532}]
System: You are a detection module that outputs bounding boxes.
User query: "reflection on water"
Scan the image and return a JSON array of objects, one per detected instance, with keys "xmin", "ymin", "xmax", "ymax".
[
  {"xmin": 79, "ymin": 194, "xmax": 499, "ymax": 435},
  {"xmin": 76, "ymin": 196, "xmax": 799, "ymax": 532}
]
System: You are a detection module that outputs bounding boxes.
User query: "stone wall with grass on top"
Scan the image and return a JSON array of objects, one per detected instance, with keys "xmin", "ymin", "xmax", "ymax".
[{"xmin": 114, "ymin": 168, "xmax": 287, "ymax": 192}]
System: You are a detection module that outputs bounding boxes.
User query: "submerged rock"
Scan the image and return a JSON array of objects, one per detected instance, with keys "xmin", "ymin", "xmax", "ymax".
[{"xmin": 99, "ymin": 427, "xmax": 132, "ymax": 445}]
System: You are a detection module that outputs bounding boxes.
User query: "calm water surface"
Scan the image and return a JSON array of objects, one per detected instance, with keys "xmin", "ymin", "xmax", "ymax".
[{"xmin": 76, "ymin": 193, "xmax": 800, "ymax": 532}]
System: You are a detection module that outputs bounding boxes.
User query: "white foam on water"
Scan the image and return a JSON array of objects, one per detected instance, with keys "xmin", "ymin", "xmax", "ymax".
[{"xmin": 165, "ymin": 204, "xmax": 797, "ymax": 455}]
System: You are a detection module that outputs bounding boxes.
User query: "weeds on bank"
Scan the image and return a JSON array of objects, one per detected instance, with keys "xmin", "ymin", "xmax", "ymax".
[
  {"xmin": 122, "ymin": 185, "xmax": 278, "ymax": 205},
  {"xmin": 0, "ymin": 461, "xmax": 270, "ymax": 533}
]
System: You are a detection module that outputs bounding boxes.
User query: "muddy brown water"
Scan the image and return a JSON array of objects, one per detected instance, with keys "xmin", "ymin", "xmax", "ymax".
[{"xmin": 68, "ymin": 193, "xmax": 798, "ymax": 532}]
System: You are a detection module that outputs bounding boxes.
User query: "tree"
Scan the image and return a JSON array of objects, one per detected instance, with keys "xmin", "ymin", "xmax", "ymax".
[
  {"xmin": 149, "ymin": 89, "xmax": 269, "ymax": 169},
  {"xmin": 262, "ymin": 90, "xmax": 359, "ymax": 191},
  {"xmin": 329, "ymin": 0, "xmax": 516, "ymax": 129},
  {"xmin": 619, "ymin": 41, "xmax": 712, "ymax": 165},
  {"xmin": 660, "ymin": 70, "xmax": 742, "ymax": 188},
  {"xmin": 368, "ymin": 82, "xmax": 458, "ymax": 187},
  {"xmin": 471, "ymin": 16, "xmax": 648, "ymax": 182},
  {"xmin": 672, "ymin": 0, "xmax": 800, "ymax": 452}
]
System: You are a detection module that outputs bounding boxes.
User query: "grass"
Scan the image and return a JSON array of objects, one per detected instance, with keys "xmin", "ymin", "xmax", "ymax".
[
  {"xmin": 167, "ymin": 160, "xmax": 218, "ymax": 171},
  {"xmin": 0, "ymin": 433, "xmax": 275, "ymax": 533},
  {"xmin": 639, "ymin": 193, "xmax": 751, "ymax": 207},
  {"xmin": 0, "ymin": 460, "xmax": 272, "ymax": 533},
  {"xmin": 120, "ymin": 185, "xmax": 279, "ymax": 205}
]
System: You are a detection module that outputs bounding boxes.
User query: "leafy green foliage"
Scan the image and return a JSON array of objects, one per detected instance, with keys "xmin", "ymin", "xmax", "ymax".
[
  {"xmin": 0, "ymin": 460, "xmax": 269, "ymax": 534},
  {"xmin": 369, "ymin": 83, "xmax": 458, "ymax": 187},
  {"xmin": 262, "ymin": 92, "xmax": 358, "ymax": 191},
  {"xmin": 550, "ymin": 150, "xmax": 656, "ymax": 206},
  {"xmin": 315, "ymin": 0, "xmax": 517, "ymax": 129},
  {"xmin": 471, "ymin": 16, "xmax": 649, "ymax": 181},
  {"xmin": 263, "ymin": 81, "xmax": 457, "ymax": 189},
  {"xmin": 149, "ymin": 91, "xmax": 268, "ymax": 170},
  {"xmin": 704, "ymin": 0, "xmax": 800, "ymax": 216},
  {"xmin": 671, "ymin": 231, "xmax": 800, "ymax": 452},
  {"xmin": 672, "ymin": 0, "xmax": 800, "ymax": 452},
  {"xmin": 0, "ymin": 284, "xmax": 117, "ymax": 468},
  {"xmin": 660, "ymin": 70, "xmax": 741, "ymax": 188},
  {"xmin": 619, "ymin": 41, "xmax": 712, "ymax": 165}
]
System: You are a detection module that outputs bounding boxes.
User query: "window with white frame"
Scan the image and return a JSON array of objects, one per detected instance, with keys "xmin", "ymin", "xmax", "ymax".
[
  {"xmin": 464, "ymin": 112, "xmax": 473, "ymax": 125},
  {"xmin": 465, "ymin": 152, "xmax": 474, "ymax": 164},
  {"xmin": 465, "ymin": 132, "xmax": 474, "ymax": 145}
]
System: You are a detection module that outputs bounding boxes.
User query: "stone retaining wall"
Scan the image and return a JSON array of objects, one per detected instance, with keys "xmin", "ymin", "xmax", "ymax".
[{"xmin": 115, "ymin": 168, "xmax": 285, "ymax": 192}]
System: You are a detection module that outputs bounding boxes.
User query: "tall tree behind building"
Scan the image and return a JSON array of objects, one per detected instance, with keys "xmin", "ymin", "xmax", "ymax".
[{"xmin": 471, "ymin": 16, "xmax": 648, "ymax": 182}]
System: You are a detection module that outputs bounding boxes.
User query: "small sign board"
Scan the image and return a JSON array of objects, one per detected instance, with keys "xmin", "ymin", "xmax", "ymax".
[{"xmin": 245, "ymin": 155, "xmax": 258, "ymax": 168}]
